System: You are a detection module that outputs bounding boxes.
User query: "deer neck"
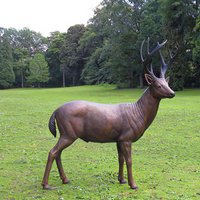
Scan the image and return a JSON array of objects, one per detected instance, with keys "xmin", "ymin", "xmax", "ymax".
[{"xmin": 136, "ymin": 87, "xmax": 160, "ymax": 129}]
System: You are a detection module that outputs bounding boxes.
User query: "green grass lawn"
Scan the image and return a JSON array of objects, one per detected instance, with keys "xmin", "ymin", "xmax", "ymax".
[{"xmin": 0, "ymin": 85, "xmax": 199, "ymax": 200}]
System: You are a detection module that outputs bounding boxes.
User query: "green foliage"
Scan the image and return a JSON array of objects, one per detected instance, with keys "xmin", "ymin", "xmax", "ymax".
[
  {"xmin": 27, "ymin": 53, "xmax": 49, "ymax": 87},
  {"xmin": 60, "ymin": 25, "xmax": 86, "ymax": 86},
  {"xmin": 12, "ymin": 47, "xmax": 29, "ymax": 88},
  {"xmin": 17, "ymin": 27, "xmax": 47, "ymax": 56},
  {"xmin": 45, "ymin": 31, "xmax": 65, "ymax": 87},
  {"xmin": 0, "ymin": 86, "xmax": 200, "ymax": 199},
  {"xmin": 0, "ymin": 61, "xmax": 15, "ymax": 88},
  {"xmin": 80, "ymin": 0, "xmax": 199, "ymax": 89},
  {"xmin": 0, "ymin": 0, "xmax": 200, "ymax": 89},
  {"xmin": 139, "ymin": 0, "xmax": 163, "ymax": 41},
  {"xmin": 0, "ymin": 27, "xmax": 47, "ymax": 88},
  {"xmin": 0, "ymin": 33, "xmax": 15, "ymax": 88},
  {"xmin": 82, "ymin": 47, "xmax": 107, "ymax": 84},
  {"xmin": 81, "ymin": 0, "xmax": 145, "ymax": 88},
  {"xmin": 192, "ymin": 16, "xmax": 200, "ymax": 87},
  {"xmin": 161, "ymin": 0, "xmax": 198, "ymax": 90}
]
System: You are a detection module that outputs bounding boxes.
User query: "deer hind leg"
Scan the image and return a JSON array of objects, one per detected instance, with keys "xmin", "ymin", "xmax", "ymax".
[
  {"xmin": 117, "ymin": 142, "xmax": 126, "ymax": 184},
  {"xmin": 118, "ymin": 141, "xmax": 138, "ymax": 190},
  {"xmin": 42, "ymin": 137, "xmax": 74, "ymax": 190},
  {"xmin": 56, "ymin": 150, "xmax": 69, "ymax": 184}
]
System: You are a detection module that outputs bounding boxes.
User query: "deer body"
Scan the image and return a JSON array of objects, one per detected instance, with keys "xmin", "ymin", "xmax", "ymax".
[
  {"xmin": 50, "ymin": 88, "xmax": 160, "ymax": 144},
  {"xmin": 42, "ymin": 39, "xmax": 176, "ymax": 190}
]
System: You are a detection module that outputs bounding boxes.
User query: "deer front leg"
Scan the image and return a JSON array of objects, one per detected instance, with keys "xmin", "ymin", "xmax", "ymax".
[
  {"xmin": 119, "ymin": 141, "xmax": 138, "ymax": 190},
  {"xmin": 116, "ymin": 142, "xmax": 126, "ymax": 184}
]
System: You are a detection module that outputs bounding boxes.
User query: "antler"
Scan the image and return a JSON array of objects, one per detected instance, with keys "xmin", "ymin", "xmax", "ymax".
[
  {"xmin": 140, "ymin": 37, "xmax": 167, "ymax": 77},
  {"xmin": 159, "ymin": 46, "xmax": 178, "ymax": 78}
]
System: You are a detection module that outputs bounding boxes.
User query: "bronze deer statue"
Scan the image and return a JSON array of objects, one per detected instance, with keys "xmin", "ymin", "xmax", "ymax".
[{"xmin": 42, "ymin": 38, "xmax": 175, "ymax": 190}]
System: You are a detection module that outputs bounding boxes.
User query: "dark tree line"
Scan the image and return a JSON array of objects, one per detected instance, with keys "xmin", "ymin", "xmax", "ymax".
[
  {"xmin": 0, "ymin": 27, "xmax": 48, "ymax": 88},
  {"xmin": 0, "ymin": 0, "xmax": 199, "ymax": 90}
]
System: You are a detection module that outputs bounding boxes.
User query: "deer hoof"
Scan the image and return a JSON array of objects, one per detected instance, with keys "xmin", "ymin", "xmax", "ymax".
[
  {"xmin": 62, "ymin": 178, "xmax": 70, "ymax": 184},
  {"xmin": 119, "ymin": 179, "xmax": 127, "ymax": 184},
  {"xmin": 130, "ymin": 186, "xmax": 138, "ymax": 190},
  {"xmin": 42, "ymin": 184, "xmax": 56, "ymax": 190}
]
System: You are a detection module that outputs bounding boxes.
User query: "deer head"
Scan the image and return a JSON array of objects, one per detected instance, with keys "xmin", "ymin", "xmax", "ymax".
[{"xmin": 140, "ymin": 38, "xmax": 175, "ymax": 99}]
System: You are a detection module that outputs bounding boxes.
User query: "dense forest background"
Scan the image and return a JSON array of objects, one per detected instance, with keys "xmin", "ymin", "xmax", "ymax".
[{"xmin": 0, "ymin": 0, "xmax": 199, "ymax": 90}]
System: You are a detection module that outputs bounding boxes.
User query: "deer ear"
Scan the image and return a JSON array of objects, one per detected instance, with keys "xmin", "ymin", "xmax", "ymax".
[
  {"xmin": 145, "ymin": 74, "xmax": 154, "ymax": 85},
  {"xmin": 166, "ymin": 76, "xmax": 170, "ymax": 83}
]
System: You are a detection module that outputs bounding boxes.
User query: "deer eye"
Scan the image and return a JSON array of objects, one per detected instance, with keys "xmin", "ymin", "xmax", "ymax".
[{"xmin": 157, "ymin": 85, "xmax": 162, "ymax": 89}]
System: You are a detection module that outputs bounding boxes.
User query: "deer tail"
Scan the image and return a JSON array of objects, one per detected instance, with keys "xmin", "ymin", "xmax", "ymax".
[{"xmin": 48, "ymin": 111, "xmax": 57, "ymax": 137}]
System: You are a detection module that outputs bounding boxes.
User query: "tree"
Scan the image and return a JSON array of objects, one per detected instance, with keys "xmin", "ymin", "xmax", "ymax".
[
  {"xmin": 60, "ymin": 25, "xmax": 86, "ymax": 86},
  {"xmin": 79, "ymin": 24, "xmax": 107, "ymax": 85},
  {"xmin": 81, "ymin": 45, "xmax": 113, "ymax": 85},
  {"xmin": 27, "ymin": 53, "xmax": 49, "ymax": 87},
  {"xmin": 45, "ymin": 31, "xmax": 65, "ymax": 87},
  {"xmin": 81, "ymin": 0, "xmax": 147, "ymax": 88},
  {"xmin": 0, "ymin": 30, "xmax": 15, "ymax": 88},
  {"xmin": 161, "ymin": 0, "xmax": 198, "ymax": 90},
  {"xmin": 192, "ymin": 15, "xmax": 200, "ymax": 87},
  {"xmin": 1, "ymin": 27, "xmax": 48, "ymax": 88},
  {"xmin": 12, "ymin": 48, "xmax": 29, "ymax": 88},
  {"xmin": 17, "ymin": 28, "xmax": 47, "ymax": 56},
  {"xmin": 0, "ymin": 0, "xmax": 199, "ymax": 89}
]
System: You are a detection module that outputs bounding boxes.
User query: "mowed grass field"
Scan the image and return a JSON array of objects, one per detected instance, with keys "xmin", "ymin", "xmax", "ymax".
[{"xmin": 0, "ymin": 85, "xmax": 199, "ymax": 200}]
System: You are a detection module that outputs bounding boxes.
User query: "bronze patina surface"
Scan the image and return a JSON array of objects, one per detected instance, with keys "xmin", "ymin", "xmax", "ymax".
[{"xmin": 42, "ymin": 38, "xmax": 175, "ymax": 190}]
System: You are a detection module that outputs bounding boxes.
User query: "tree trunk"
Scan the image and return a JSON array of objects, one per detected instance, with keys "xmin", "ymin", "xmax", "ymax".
[
  {"xmin": 72, "ymin": 74, "xmax": 76, "ymax": 86},
  {"xmin": 21, "ymin": 70, "xmax": 24, "ymax": 88},
  {"xmin": 62, "ymin": 70, "xmax": 66, "ymax": 87},
  {"xmin": 139, "ymin": 73, "xmax": 144, "ymax": 88}
]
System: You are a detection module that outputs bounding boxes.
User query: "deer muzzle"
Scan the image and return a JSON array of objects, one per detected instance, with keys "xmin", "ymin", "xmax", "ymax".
[{"xmin": 168, "ymin": 90, "xmax": 175, "ymax": 98}]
